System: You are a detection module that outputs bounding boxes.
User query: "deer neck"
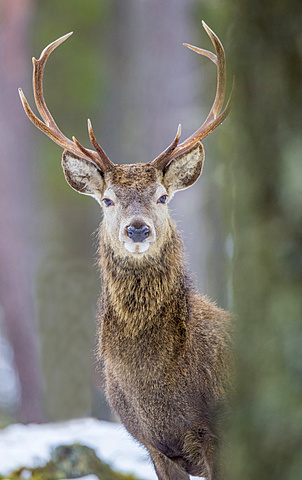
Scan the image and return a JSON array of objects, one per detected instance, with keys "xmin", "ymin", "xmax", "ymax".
[{"xmin": 98, "ymin": 219, "xmax": 188, "ymax": 328}]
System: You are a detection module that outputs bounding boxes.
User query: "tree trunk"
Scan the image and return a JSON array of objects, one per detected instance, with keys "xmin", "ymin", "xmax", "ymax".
[
  {"xmin": 0, "ymin": 0, "xmax": 44, "ymax": 422},
  {"xmin": 224, "ymin": 1, "xmax": 302, "ymax": 478}
]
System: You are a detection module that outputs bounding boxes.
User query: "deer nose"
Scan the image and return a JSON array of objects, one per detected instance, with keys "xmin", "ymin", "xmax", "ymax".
[{"xmin": 127, "ymin": 223, "xmax": 149, "ymax": 242}]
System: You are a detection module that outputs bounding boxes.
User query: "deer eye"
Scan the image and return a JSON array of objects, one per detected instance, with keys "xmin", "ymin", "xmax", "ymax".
[
  {"xmin": 157, "ymin": 195, "xmax": 167, "ymax": 204},
  {"xmin": 102, "ymin": 198, "xmax": 114, "ymax": 207}
]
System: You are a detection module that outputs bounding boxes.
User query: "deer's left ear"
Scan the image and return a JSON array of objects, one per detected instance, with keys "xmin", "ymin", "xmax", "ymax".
[{"xmin": 162, "ymin": 142, "xmax": 204, "ymax": 194}]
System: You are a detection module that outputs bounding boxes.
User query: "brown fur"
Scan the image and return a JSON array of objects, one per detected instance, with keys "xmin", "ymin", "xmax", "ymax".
[
  {"xmin": 93, "ymin": 165, "xmax": 232, "ymax": 480},
  {"xmin": 59, "ymin": 154, "xmax": 234, "ymax": 479}
]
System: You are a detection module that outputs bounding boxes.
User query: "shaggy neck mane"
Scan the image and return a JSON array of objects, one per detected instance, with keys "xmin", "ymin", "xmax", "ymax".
[{"xmin": 98, "ymin": 220, "xmax": 190, "ymax": 330}]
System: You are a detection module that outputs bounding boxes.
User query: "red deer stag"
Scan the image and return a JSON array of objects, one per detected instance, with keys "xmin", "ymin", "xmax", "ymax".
[{"xmin": 19, "ymin": 21, "xmax": 232, "ymax": 480}]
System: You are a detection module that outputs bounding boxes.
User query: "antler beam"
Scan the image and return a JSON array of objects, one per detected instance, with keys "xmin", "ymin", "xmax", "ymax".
[
  {"xmin": 152, "ymin": 21, "xmax": 232, "ymax": 170},
  {"xmin": 19, "ymin": 32, "xmax": 114, "ymax": 173}
]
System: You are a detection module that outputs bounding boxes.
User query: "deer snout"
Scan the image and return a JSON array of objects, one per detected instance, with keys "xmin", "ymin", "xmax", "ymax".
[
  {"xmin": 126, "ymin": 222, "xmax": 149, "ymax": 243},
  {"xmin": 120, "ymin": 218, "xmax": 156, "ymax": 255}
]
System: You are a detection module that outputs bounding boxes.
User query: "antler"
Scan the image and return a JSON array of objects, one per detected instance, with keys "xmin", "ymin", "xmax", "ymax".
[
  {"xmin": 152, "ymin": 21, "xmax": 232, "ymax": 170},
  {"xmin": 19, "ymin": 32, "xmax": 114, "ymax": 173}
]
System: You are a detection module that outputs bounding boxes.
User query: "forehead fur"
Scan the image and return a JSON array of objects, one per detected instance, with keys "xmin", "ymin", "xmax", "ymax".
[{"xmin": 106, "ymin": 163, "xmax": 162, "ymax": 188}]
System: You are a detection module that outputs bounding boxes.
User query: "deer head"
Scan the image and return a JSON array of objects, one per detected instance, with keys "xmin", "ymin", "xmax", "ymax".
[{"xmin": 19, "ymin": 22, "xmax": 231, "ymax": 257}]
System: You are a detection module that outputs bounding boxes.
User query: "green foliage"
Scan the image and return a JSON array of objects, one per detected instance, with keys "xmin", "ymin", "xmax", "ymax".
[{"xmin": 0, "ymin": 443, "xmax": 140, "ymax": 480}]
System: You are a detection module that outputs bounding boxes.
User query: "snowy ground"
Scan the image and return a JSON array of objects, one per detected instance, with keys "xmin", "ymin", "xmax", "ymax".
[
  {"xmin": 0, "ymin": 341, "xmax": 201, "ymax": 480},
  {"xmin": 0, "ymin": 417, "xmax": 157, "ymax": 480}
]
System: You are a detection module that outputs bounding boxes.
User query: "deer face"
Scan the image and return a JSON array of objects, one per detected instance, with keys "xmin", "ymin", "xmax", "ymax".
[
  {"xmin": 102, "ymin": 164, "xmax": 167, "ymax": 255},
  {"xmin": 62, "ymin": 144, "xmax": 204, "ymax": 257}
]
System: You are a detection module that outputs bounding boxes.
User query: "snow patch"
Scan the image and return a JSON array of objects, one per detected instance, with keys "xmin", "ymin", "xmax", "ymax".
[{"xmin": 0, "ymin": 417, "xmax": 156, "ymax": 480}]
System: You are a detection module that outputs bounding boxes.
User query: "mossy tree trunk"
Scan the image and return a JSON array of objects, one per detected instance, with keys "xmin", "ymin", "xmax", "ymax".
[{"xmin": 225, "ymin": 2, "xmax": 302, "ymax": 478}]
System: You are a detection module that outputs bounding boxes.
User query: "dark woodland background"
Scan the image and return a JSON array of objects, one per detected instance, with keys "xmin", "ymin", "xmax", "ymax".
[{"xmin": 0, "ymin": 1, "xmax": 302, "ymax": 478}]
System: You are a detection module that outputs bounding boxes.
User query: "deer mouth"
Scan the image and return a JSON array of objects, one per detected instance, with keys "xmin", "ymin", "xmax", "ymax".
[{"xmin": 123, "ymin": 241, "xmax": 151, "ymax": 254}]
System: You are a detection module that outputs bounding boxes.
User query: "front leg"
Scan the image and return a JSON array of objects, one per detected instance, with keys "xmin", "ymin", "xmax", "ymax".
[{"xmin": 148, "ymin": 446, "xmax": 190, "ymax": 480}]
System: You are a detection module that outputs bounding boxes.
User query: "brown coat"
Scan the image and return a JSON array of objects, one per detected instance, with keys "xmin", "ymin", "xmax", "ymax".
[{"xmin": 98, "ymin": 215, "xmax": 232, "ymax": 479}]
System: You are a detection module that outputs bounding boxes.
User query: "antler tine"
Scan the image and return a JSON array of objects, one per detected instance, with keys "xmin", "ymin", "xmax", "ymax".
[
  {"xmin": 152, "ymin": 21, "xmax": 231, "ymax": 169},
  {"xmin": 199, "ymin": 21, "xmax": 226, "ymax": 125},
  {"xmin": 182, "ymin": 43, "xmax": 217, "ymax": 66},
  {"xmin": 88, "ymin": 119, "xmax": 114, "ymax": 169},
  {"xmin": 151, "ymin": 124, "xmax": 181, "ymax": 169},
  {"xmin": 19, "ymin": 33, "xmax": 111, "ymax": 173},
  {"xmin": 32, "ymin": 32, "xmax": 73, "ymax": 128}
]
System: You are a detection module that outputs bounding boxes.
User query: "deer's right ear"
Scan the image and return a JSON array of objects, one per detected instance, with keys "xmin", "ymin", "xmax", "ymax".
[{"xmin": 62, "ymin": 150, "xmax": 105, "ymax": 198}]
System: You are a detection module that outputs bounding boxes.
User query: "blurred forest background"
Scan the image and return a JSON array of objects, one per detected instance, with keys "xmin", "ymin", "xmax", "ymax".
[{"xmin": 0, "ymin": 0, "xmax": 301, "ymax": 479}]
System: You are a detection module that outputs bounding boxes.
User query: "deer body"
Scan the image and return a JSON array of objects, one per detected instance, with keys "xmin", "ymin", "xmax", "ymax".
[
  {"xmin": 19, "ymin": 22, "xmax": 232, "ymax": 480},
  {"xmin": 98, "ymin": 189, "xmax": 231, "ymax": 478}
]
